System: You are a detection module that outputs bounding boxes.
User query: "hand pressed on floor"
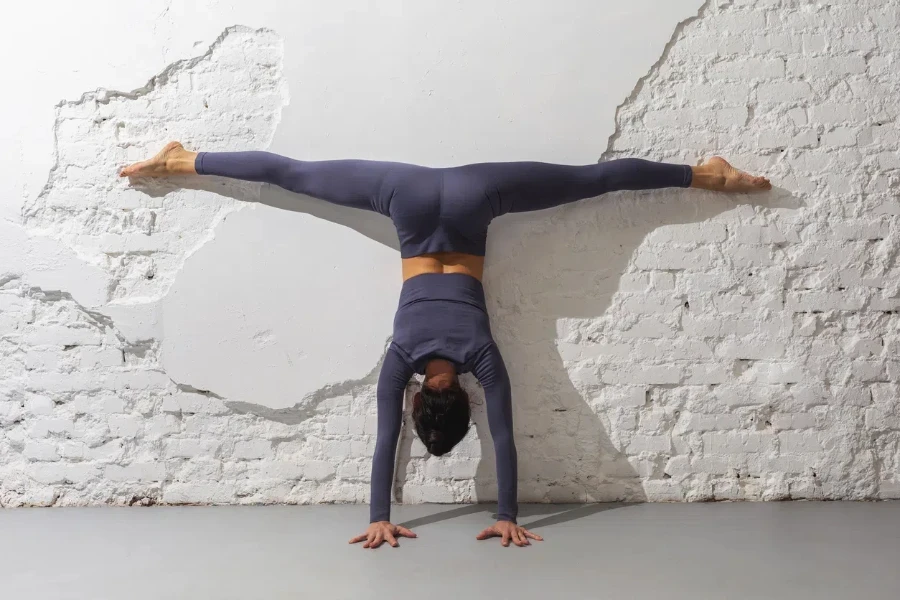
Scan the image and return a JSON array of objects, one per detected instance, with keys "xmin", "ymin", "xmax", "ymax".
[
  {"xmin": 476, "ymin": 520, "xmax": 543, "ymax": 547},
  {"xmin": 349, "ymin": 521, "xmax": 417, "ymax": 549}
]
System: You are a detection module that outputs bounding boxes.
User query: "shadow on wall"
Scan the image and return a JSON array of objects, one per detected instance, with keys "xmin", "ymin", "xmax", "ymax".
[{"xmin": 140, "ymin": 171, "xmax": 798, "ymax": 505}]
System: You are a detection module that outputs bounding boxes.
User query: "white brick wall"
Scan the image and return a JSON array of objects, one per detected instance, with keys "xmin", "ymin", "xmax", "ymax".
[
  {"xmin": 2, "ymin": 1, "xmax": 900, "ymax": 508},
  {"xmin": 573, "ymin": 0, "xmax": 900, "ymax": 502}
]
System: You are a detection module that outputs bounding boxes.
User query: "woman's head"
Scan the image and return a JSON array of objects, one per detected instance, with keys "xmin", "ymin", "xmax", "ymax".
[{"xmin": 412, "ymin": 359, "xmax": 470, "ymax": 456}]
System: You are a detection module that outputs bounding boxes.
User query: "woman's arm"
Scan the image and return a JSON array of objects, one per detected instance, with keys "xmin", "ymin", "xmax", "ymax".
[
  {"xmin": 369, "ymin": 348, "xmax": 414, "ymax": 522},
  {"xmin": 350, "ymin": 347, "xmax": 417, "ymax": 549},
  {"xmin": 471, "ymin": 343, "xmax": 542, "ymax": 547},
  {"xmin": 471, "ymin": 343, "xmax": 518, "ymax": 522}
]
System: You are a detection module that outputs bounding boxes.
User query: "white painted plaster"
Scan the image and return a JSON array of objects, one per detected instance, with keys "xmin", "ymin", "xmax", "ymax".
[{"xmin": 162, "ymin": 204, "xmax": 399, "ymax": 408}]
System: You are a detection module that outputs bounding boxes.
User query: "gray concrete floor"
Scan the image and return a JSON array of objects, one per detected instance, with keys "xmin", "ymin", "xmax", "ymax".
[{"xmin": 2, "ymin": 502, "xmax": 899, "ymax": 600}]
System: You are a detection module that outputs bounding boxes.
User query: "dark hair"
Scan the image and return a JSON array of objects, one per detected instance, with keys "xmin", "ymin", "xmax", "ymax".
[{"xmin": 412, "ymin": 383, "xmax": 471, "ymax": 456}]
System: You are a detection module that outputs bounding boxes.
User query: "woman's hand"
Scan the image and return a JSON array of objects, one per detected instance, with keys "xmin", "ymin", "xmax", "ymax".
[
  {"xmin": 349, "ymin": 521, "xmax": 417, "ymax": 549},
  {"xmin": 476, "ymin": 521, "xmax": 543, "ymax": 547}
]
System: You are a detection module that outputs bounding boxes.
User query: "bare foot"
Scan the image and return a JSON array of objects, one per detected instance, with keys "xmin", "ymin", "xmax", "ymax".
[
  {"xmin": 119, "ymin": 141, "xmax": 198, "ymax": 178},
  {"xmin": 691, "ymin": 156, "xmax": 772, "ymax": 192}
]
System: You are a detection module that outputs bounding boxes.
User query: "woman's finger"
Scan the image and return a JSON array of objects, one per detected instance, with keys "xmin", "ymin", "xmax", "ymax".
[
  {"xmin": 523, "ymin": 529, "xmax": 543, "ymax": 541},
  {"xmin": 513, "ymin": 529, "xmax": 526, "ymax": 546},
  {"xmin": 476, "ymin": 527, "xmax": 496, "ymax": 540},
  {"xmin": 397, "ymin": 526, "xmax": 417, "ymax": 538},
  {"xmin": 385, "ymin": 532, "xmax": 398, "ymax": 547},
  {"xmin": 518, "ymin": 529, "xmax": 531, "ymax": 546},
  {"xmin": 349, "ymin": 534, "xmax": 367, "ymax": 544},
  {"xmin": 501, "ymin": 531, "xmax": 511, "ymax": 547},
  {"xmin": 371, "ymin": 532, "xmax": 384, "ymax": 549}
]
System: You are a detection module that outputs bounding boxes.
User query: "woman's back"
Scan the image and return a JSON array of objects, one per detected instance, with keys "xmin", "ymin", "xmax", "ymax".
[
  {"xmin": 401, "ymin": 251, "xmax": 484, "ymax": 282},
  {"xmin": 390, "ymin": 272, "xmax": 494, "ymax": 375}
]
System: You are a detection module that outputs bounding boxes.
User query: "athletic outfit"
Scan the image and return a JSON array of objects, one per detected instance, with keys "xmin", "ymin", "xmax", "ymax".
[{"xmin": 194, "ymin": 151, "xmax": 694, "ymax": 523}]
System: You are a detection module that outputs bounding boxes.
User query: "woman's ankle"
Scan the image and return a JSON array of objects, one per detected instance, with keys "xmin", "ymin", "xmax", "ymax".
[
  {"xmin": 689, "ymin": 165, "xmax": 725, "ymax": 190},
  {"xmin": 166, "ymin": 151, "xmax": 198, "ymax": 175}
]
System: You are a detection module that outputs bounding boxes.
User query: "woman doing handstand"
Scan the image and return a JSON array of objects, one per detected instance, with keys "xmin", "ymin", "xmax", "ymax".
[{"xmin": 121, "ymin": 142, "xmax": 770, "ymax": 549}]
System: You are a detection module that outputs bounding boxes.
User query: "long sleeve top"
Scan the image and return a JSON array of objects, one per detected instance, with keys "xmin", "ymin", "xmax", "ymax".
[{"xmin": 369, "ymin": 273, "xmax": 518, "ymax": 523}]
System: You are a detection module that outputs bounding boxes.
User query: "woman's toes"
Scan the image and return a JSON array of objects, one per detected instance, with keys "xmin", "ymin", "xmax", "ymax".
[
  {"xmin": 119, "ymin": 162, "xmax": 142, "ymax": 177},
  {"xmin": 752, "ymin": 176, "xmax": 771, "ymax": 189},
  {"xmin": 120, "ymin": 159, "xmax": 152, "ymax": 178}
]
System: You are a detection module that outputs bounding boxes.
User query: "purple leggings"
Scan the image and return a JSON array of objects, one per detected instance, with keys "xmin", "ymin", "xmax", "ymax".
[{"xmin": 195, "ymin": 152, "xmax": 693, "ymax": 258}]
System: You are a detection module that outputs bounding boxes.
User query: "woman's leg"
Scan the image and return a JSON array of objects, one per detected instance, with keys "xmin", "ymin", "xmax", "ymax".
[
  {"xmin": 443, "ymin": 157, "xmax": 769, "ymax": 217},
  {"xmin": 194, "ymin": 151, "xmax": 413, "ymax": 214},
  {"xmin": 120, "ymin": 141, "xmax": 420, "ymax": 215}
]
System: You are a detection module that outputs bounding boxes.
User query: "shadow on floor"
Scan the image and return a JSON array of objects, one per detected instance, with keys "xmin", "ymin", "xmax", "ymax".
[{"xmin": 398, "ymin": 502, "xmax": 636, "ymax": 529}]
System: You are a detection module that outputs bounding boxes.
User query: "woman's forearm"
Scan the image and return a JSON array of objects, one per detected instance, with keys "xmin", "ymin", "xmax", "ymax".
[{"xmin": 370, "ymin": 348, "xmax": 414, "ymax": 523}]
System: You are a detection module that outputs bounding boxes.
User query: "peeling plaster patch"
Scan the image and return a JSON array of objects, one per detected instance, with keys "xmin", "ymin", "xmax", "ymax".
[
  {"xmin": 161, "ymin": 202, "xmax": 399, "ymax": 409},
  {"xmin": 223, "ymin": 343, "xmax": 396, "ymax": 424},
  {"xmin": 21, "ymin": 25, "xmax": 290, "ymax": 304},
  {"xmin": 0, "ymin": 220, "xmax": 109, "ymax": 308},
  {"xmin": 601, "ymin": 0, "xmax": 713, "ymax": 162},
  {"xmin": 95, "ymin": 300, "xmax": 162, "ymax": 345},
  {"xmin": 0, "ymin": 275, "xmax": 150, "ymax": 386}
]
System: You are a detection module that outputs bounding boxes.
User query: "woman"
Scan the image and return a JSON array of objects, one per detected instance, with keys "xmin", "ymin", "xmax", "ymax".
[{"xmin": 121, "ymin": 142, "xmax": 771, "ymax": 549}]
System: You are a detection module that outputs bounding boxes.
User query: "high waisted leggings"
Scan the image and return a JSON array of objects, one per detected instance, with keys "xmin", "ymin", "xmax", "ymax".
[{"xmin": 194, "ymin": 151, "xmax": 694, "ymax": 258}]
